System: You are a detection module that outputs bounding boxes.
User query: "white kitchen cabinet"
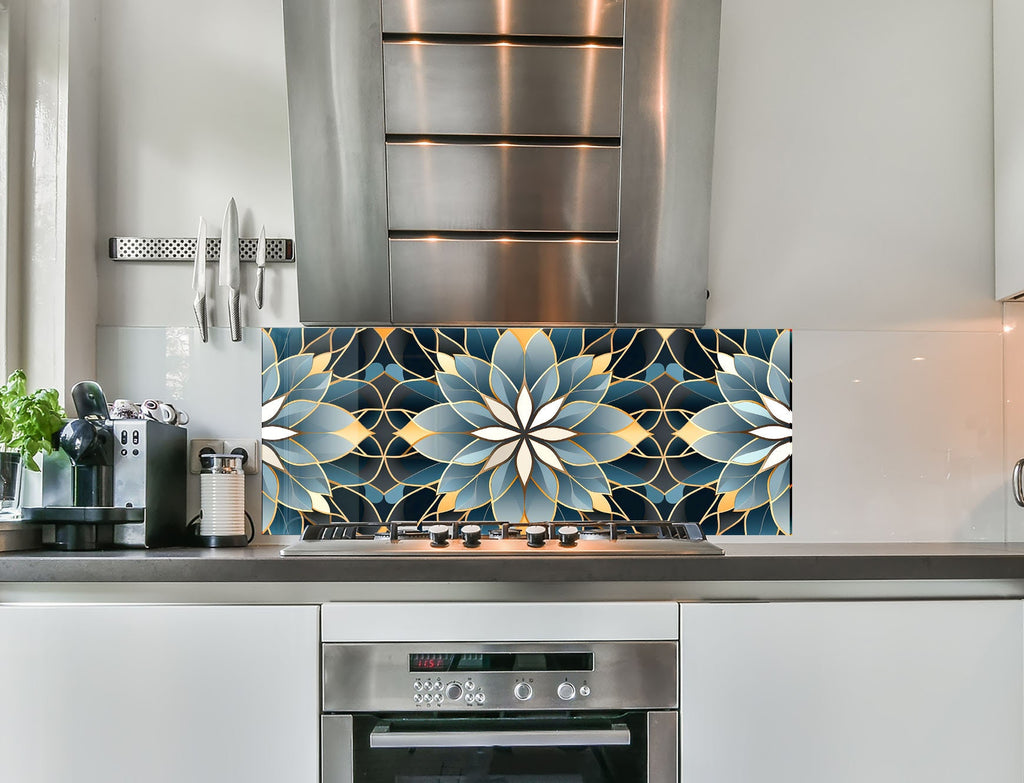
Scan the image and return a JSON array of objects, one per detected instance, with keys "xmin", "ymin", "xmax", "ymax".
[
  {"xmin": 679, "ymin": 601, "xmax": 1023, "ymax": 783},
  {"xmin": 996, "ymin": 0, "xmax": 1024, "ymax": 299},
  {"xmin": 0, "ymin": 604, "xmax": 319, "ymax": 783}
]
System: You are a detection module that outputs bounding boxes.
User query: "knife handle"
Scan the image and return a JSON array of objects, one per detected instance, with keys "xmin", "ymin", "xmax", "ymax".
[
  {"xmin": 228, "ymin": 289, "xmax": 241, "ymax": 342},
  {"xmin": 193, "ymin": 294, "xmax": 209, "ymax": 343},
  {"xmin": 255, "ymin": 267, "xmax": 265, "ymax": 310}
]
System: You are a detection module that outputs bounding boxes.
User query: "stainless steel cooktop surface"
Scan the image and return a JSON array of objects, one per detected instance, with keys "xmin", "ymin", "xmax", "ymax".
[{"xmin": 280, "ymin": 521, "xmax": 723, "ymax": 557}]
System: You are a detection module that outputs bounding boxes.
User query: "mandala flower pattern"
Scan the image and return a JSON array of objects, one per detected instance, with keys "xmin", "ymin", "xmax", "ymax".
[
  {"xmin": 672, "ymin": 330, "xmax": 792, "ymax": 534},
  {"xmin": 260, "ymin": 327, "xmax": 792, "ymax": 535},
  {"xmin": 260, "ymin": 332, "xmax": 377, "ymax": 534},
  {"xmin": 396, "ymin": 330, "xmax": 649, "ymax": 524}
]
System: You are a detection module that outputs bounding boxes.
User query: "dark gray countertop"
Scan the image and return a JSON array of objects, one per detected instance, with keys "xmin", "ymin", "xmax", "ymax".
[{"xmin": 2, "ymin": 541, "xmax": 1024, "ymax": 583}]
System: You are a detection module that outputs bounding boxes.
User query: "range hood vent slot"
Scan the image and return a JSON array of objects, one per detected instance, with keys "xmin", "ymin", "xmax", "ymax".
[{"xmin": 380, "ymin": 0, "xmax": 627, "ymax": 38}]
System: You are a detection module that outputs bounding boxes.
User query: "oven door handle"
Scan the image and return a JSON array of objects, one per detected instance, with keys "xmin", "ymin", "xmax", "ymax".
[{"xmin": 369, "ymin": 723, "xmax": 631, "ymax": 749}]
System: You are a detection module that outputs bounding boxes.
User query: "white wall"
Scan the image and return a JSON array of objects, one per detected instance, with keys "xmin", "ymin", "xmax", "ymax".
[
  {"xmin": 91, "ymin": 0, "xmax": 1004, "ymax": 541},
  {"xmin": 708, "ymin": 0, "xmax": 996, "ymax": 333},
  {"xmin": 96, "ymin": 0, "xmax": 297, "ymax": 328}
]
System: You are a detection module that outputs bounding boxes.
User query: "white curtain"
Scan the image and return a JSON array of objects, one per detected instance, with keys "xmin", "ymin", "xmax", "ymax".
[
  {"xmin": 0, "ymin": 1, "xmax": 13, "ymax": 379},
  {"xmin": 0, "ymin": 0, "xmax": 99, "ymax": 402}
]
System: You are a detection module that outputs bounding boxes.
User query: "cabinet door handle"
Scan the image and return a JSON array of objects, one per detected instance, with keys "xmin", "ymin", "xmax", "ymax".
[
  {"xmin": 369, "ymin": 724, "xmax": 631, "ymax": 749},
  {"xmin": 1013, "ymin": 459, "xmax": 1024, "ymax": 507}
]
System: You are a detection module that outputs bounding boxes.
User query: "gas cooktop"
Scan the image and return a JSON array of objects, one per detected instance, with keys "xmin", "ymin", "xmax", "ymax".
[{"xmin": 279, "ymin": 521, "xmax": 723, "ymax": 557}]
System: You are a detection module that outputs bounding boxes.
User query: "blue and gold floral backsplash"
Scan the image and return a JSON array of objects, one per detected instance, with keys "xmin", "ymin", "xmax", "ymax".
[{"xmin": 261, "ymin": 328, "xmax": 792, "ymax": 536}]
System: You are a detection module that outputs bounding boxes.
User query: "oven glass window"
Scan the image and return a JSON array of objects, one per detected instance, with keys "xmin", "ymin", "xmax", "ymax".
[{"xmin": 348, "ymin": 713, "xmax": 647, "ymax": 783}]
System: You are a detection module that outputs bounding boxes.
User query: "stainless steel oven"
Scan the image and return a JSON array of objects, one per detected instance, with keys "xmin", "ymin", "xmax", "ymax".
[{"xmin": 321, "ymin": 640, "xmax": 679, "ymax": 782}]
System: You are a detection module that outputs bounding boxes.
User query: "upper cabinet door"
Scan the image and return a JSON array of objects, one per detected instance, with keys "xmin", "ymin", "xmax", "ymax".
[
  {"xmin": 995, "ymin": 0, "xmax": 1024, "ymax": 300},
  {"xmin": 284, "ymin": 0, "xmax": 720, "ymax": 326}
]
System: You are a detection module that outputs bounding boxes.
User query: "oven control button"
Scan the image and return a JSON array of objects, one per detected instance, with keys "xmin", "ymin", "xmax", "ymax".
[
  {"xmin": 434, "ymin": 693, "xmax": 443, "ymax": 704},
  {"xmin": 513, "ymin": 682, "xmax": 533, "ymax": 701},
  {"xmin": 428, "ymin": 524, "xmax": 450, "ymax": 547},
  {"xmin": 525, "ymin": 525, "xmax": 547, "ymax": 547},
  {"xmin": 413, "ymin": 680, "xmax": 423, "ymax": 691},
  {"xmin": 465, "ymin": 694, "xmax": 473, "ymax": 705},
  {"xmin": 579, "ymin": 685, "xmax": 591, "ymax": 697},
  {"xmin": 474, "ymin": 692, "xmax": 486, "ymax": 705},
  {"xmin": 465, "ymin": 680, "xmax": 475, "ymax": 691},
  {"xmin": 461, "ymin": 524, "xmax": 482, "ymax": 547},
  {"xmin": 445, "ymin": 682, "xmax": 464, "ymax": 701},
  {"xmin": 557, "ymin": 682, "xmax": 576, "ymax": 701},
  {"xmin": 413, "ymin": 694, "xmax": 422, "ymax": 705}
]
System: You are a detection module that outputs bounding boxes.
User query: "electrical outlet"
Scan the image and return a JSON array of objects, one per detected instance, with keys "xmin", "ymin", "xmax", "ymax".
[
  {"xmin": 223, "ymin": 438, "xmax": 261, "ymax": 475},
  {"xmin": 189, "ymin": 439, "xmax": 224, "ymax": 474}
]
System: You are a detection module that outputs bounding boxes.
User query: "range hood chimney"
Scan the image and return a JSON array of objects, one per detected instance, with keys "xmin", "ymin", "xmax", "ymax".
[{"xmin": 284, "ymin": 0, "xmax": 721, "ymax": 326}]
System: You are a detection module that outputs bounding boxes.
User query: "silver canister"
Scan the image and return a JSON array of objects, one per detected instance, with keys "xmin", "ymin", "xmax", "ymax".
[{"xmin": 198, "ymin": 453, "xmax": 247, "ymax": 547}]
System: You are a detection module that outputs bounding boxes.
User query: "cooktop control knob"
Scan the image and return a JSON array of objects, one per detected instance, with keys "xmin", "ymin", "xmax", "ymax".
[
  {"xmin": 525, "ymin": 525, "xmax": 547, "ymax": 548},
  {"xmin": 557, "ymin": 682, "xmax": 576, "ymax": 701},
  {"xmin": 445, "ymin": 682, "xmax": 463, "ymax": 702},
  {"xmin": 461, "ymin": 524, "xmax": 482, "ymax": 548},
  {"xmin": 514, "ymin": 682, "xmax": 533, "ymax": 701},
  {"xmin": 557, "ymin": 525, "xmax": 580, "ymax": 546},
  {"xmin": 427, "ymin": 524, "xmax": 450, "ymax": 547}
]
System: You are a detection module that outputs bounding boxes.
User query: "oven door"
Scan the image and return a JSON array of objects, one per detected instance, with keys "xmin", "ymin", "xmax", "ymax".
[{"xmin": 323, "ymin": 711, "xmax": 677, "ymax": 783}]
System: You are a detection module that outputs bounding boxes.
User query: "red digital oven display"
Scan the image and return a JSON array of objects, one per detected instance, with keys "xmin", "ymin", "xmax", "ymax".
[
  {"xmin": 409, "ymin": 654, "xmax": 456, "ymax": 672},
  {"xmin": 408, "ymin": 652, "xmax": 592, "ymax": 673}
]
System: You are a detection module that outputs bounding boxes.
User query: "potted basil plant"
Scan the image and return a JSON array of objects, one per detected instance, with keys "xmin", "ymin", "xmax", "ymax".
[{"xmin": 0, "ymin": 370, "xmax": 65, "ymax": 515}]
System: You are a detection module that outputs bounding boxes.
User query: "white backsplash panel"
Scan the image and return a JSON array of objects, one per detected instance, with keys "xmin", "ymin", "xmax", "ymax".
[
  {"xmin": 1003, "ymin": 302, "xmax": 1024, "ymax": 540},
  {"xmin": 93, "ymin": 325, "xmax": 1007, "ymax": 542},
  {"xmin": 96, "ymin": 326, "xmax": 263, "ymax": 522},
  {"xmin": 793, "ymin": 329, "xmax": 1004, "ymax": 541}
]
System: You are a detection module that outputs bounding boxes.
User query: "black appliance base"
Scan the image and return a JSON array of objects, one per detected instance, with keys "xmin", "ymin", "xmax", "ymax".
[
  {"xmin": 192, "ymin": 533, "xmax": 249, "ymax": 548},
  {"xmin": 21, "ymin": 506, "xmax": 145, "ymax": 523},
  {"xmin": 20, "ymin": 507, "xmax": 146, "ymax": 551}
]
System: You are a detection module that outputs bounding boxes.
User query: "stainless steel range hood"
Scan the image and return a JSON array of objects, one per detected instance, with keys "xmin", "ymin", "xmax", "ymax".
[{"xmin": 284, "ymin": 0, "xmax": 721, "ymax": 326}]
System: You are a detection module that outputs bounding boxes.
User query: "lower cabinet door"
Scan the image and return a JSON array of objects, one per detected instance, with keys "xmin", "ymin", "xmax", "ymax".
[
  {"xmin": 0, "ymin": 604, "xmax": 319, "ymax": 783},
  {"xmin": 679, "ymin": 600, "xmax": 1023, "ymax": 783}
]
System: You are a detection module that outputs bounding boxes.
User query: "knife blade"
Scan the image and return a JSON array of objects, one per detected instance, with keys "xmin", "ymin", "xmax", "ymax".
[
  {"xmin": 192, "ymin": 217, "xmax": 208, "ymax": 342},
  {"xmin": 254, "ymin": 224, "xmax": 266, "ymax": 310},
  {"xmin": 219, "ymin": 197, "xmax": 241, "ymax": 342}
]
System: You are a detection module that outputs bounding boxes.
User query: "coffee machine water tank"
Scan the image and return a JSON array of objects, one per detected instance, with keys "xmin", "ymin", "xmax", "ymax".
[{"xmin": 111, "ymin": 419, "xmax": 187, "ymax": 548}]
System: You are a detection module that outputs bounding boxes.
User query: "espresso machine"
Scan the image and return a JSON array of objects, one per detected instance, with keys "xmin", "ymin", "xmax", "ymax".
[{"xmin": 22, "ymin": 381, "xmax": 187, "ymax": 550}]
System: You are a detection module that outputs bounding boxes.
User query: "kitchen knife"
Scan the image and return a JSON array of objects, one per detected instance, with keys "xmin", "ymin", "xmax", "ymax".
[
  {"xmin": 219, "ymin": 197, "xmax": 241, "ymax": 342},
  {"xmin": 254, "ymin": 224, "xmax": 266, "ymax": 310},
  {"xmin": 192, "ymin": 217, "xmax": 209, "ymax": 342}
]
